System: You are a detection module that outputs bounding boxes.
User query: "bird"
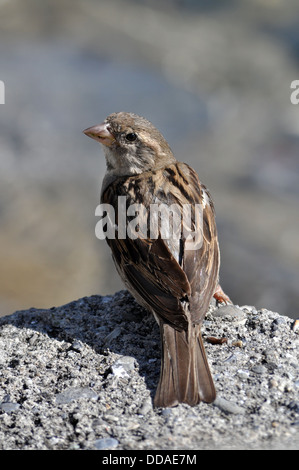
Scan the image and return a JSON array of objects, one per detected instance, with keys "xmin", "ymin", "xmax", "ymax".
[{"xmin": 83, "ymin": 112, "xmax": 230, "ymax": 408}]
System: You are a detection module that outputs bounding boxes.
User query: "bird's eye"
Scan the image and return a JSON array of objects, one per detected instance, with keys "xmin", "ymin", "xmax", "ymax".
[{"xmin": 125, "ymin": 132, "xmax": 137, "ymax": 142}]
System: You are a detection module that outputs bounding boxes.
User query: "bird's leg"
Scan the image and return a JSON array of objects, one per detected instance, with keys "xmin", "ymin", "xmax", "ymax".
[
  {"xmin": 207, "ymin": 285, "xmax": 232, "ymax": 345},
  {"xmin": 213, "ymin": 284, "xmax": 232, "ymax": 304}
]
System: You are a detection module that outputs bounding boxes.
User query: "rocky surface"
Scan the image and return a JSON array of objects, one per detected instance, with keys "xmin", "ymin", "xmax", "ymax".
[{"xmin": 0, "ymin": 290, "xmax": 298, "ymax": 450}]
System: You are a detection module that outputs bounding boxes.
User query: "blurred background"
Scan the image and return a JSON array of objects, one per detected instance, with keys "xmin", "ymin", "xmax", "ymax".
[{"xmin": 0, "ymin": 0, "xmax": 299, "ymax": 319}]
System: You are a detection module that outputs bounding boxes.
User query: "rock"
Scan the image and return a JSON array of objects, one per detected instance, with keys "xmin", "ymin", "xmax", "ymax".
[
  {"xmin": 0, "ymin": 402, "xmax": 20, "ymax": 414},
  {"xmin": 55, "ymin": 387, "xmax": 98, "ymax": 405},
  {"xmin": 0, "ymin": 290, "xmax": 298, "ymax": 450},
  {"xmin": 138, "ymin": 397, "xmax": 153, "ymax": 415},
  {"xmin": 71, "ymin": 340, "xmax": 84, "ymax": 352},
  {"xmin": 213, "ymin": 396, "xmax": 245, "ymax": 415},
  {"xmin": 111, "ymin": 356, "xmax": 136, "ymax": 378},
  {"xmin": 104, "ymin": 327, "xmax": 122, "ymax": 346},
  {"xmin": 94, "ymin": 438, "xmax": 119, "ymax": 450},
  {"xmin": 251, "ymin": 365, "xmax": 268, "ymax": 375},
  {"xmin": 211, "ymin": 305, "xmax": 247, "ymax": 324}
]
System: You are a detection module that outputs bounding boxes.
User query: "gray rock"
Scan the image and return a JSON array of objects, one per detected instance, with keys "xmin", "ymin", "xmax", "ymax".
[
  {"xmin": 138, "ymin": 397, "xmax": 153, "ymax": 415},
  {"xmin": 111, "ymin": 356, "xmax": 136, "ymax": 378},
  {"xmin": 251, "ymin": 365, "xmax": 268, "ymax": 375},
  {"xmin": 0, "ymin": 290, "xmax": 298, "ymax": 450},
  {"xmin": 94, "ymin": 438, "xmax": 119, "ymax": 450},
  {"xmin": 55, "ymin": 387, "xmax": 98, "ymax": 405},
  {"xmin": 211, "ymin": 305, "xmax": 247, "ymax": 324},
  {"xmin": 0, "ymin": 402, "xmax": 20, "ymax": 414},
  {"xmin": 104, "ymin": 327, "xmax": 122, "ymax": 346},
  {"xmin": 213, "ymin": 396, "xmax": 245, "ymax": 415}
]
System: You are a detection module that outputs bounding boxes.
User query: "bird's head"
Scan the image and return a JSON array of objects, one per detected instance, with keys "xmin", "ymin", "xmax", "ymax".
[{"xmin": 83, "ymin": 112, "xmax": 175, "ymax": 176}]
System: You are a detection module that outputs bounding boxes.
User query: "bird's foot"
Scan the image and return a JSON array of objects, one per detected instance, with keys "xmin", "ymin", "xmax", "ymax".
[{"xmin": 213, "ymin": 284, "xmax": 232, "ymax": 304}]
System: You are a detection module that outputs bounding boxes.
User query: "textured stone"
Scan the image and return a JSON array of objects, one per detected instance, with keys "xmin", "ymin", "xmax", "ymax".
[{"xmin": 0, "ymin": 291, "xmax": 298, "ymax": 450}]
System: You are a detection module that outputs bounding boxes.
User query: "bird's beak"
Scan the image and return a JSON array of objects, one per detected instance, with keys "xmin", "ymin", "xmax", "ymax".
[{"xmin": 83, "ymin": 122, "xmax": 115, "ymax": 147}]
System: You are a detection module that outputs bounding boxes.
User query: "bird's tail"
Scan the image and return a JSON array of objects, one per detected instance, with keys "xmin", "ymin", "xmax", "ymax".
[{"xmin": 154, "ymin": 322, "xmax": 216, "ymax": 408}]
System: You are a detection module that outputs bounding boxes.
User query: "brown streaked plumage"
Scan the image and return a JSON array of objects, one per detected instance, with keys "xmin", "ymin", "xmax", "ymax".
[{"xmin": 83, "ymin": 112, "xmax": 230, "ymax": 408}]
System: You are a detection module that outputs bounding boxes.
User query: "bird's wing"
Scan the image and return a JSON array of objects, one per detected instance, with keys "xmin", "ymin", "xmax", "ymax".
[
  {"xmin": 176, "ymin": 163, "xmax": 220, "ymax": 322},
  {"xmin": 100, "ymin": 163, "xmax": 219, "ymax": 329}
]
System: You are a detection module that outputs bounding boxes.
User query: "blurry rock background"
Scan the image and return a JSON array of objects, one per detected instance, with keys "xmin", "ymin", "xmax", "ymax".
[{"xmin": 0, "ymin": 0, "xmax": 299, "ymax": 318}]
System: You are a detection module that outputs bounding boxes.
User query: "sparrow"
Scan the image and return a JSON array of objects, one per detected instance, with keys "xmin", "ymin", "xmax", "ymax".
[{"xmin": 83, "ymin": 112, "xmax": 230, "ymax": 408}]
